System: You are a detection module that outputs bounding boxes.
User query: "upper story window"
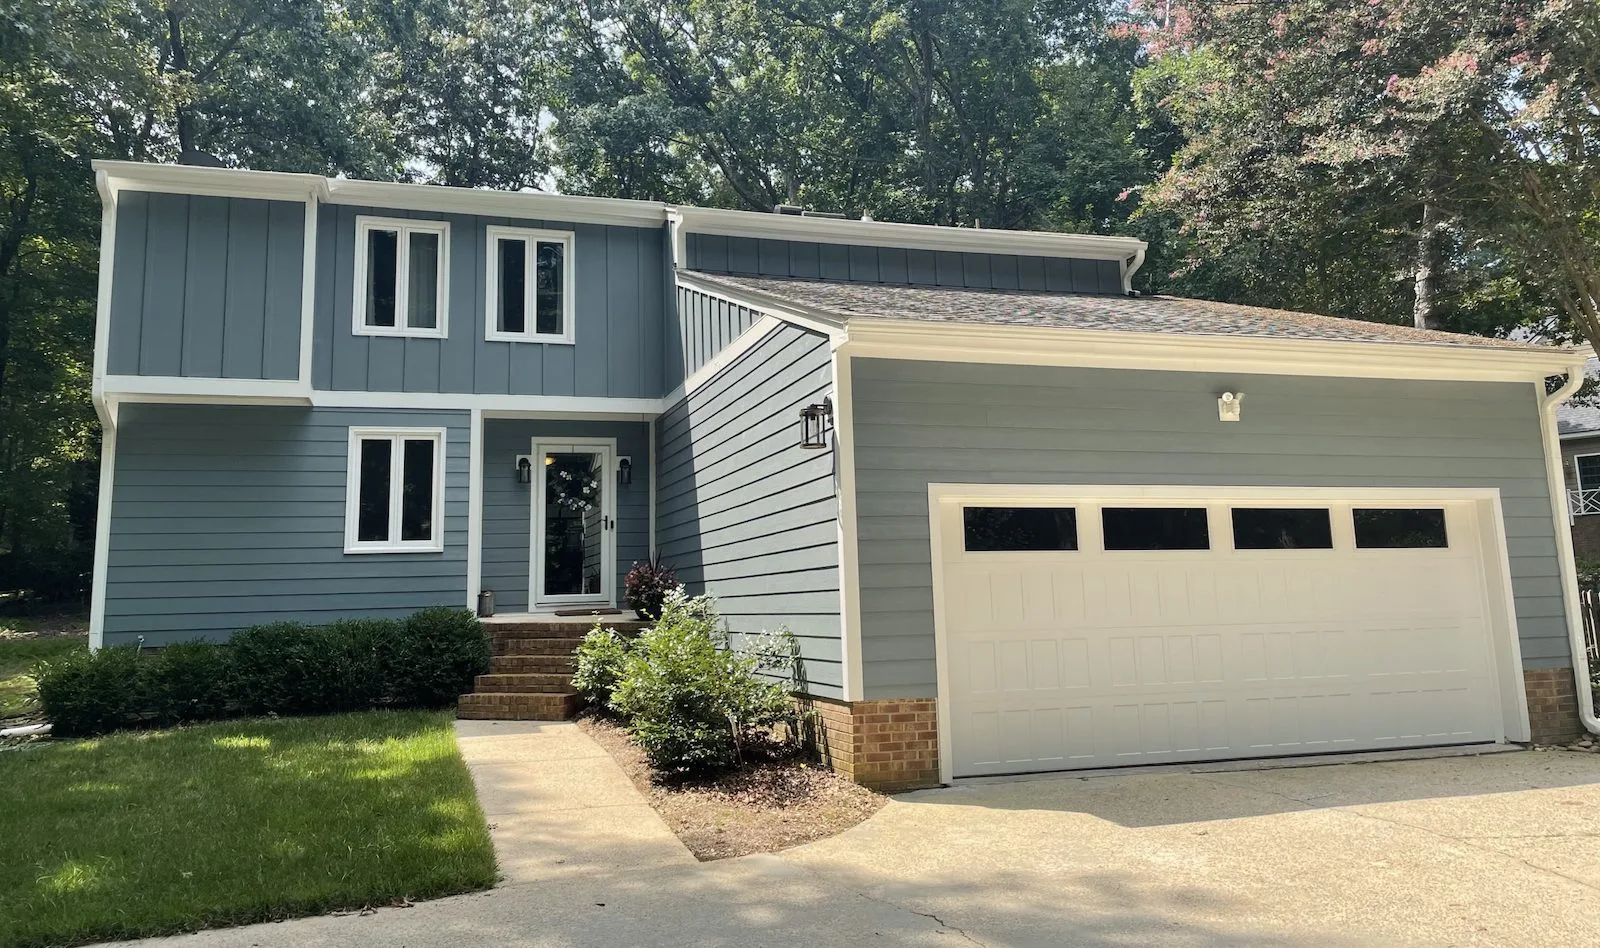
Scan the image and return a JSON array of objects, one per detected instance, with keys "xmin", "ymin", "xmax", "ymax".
[
  {"xmin": 485, "ymin": 225, "xmax": 574, "ymax": 344},
  {"xmin": 344, "ymin": 427, "xmax": 445, "ymax": 553},
  {"xmin": 1576, "ymin": 453, "xmax": 1600, "ymax": 493},
  {"xmin": 354, "ymin": 216, "xmax": 449, "ymax": 338}
]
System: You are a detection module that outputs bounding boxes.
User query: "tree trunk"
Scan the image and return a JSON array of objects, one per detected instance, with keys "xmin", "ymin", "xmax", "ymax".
[
  {"xmin": 1412, "ymin": 201, "xmax": 1444, "ymax": 331},
  {"xmin": 166, "ymin": 7, "xmax": 197, "ymax": 156}
]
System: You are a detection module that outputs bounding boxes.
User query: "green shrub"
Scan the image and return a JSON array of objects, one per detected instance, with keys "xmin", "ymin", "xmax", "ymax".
[
  {"xmin": 386, "ymin": 608, "xmax": 491, "ymax": 707},
  {"xmin": 572, "ymin": 624, "xmax": 629, "ymax": 709},
  {"xmin": 610, "ymin": 591, "xmax": 796, "ymax": 776},
  {"xmin": 34, "ymin": 647, "xmax": 146, "ymax": 737},
  {"xmin": 144, "ymin": 642, "xmax": 234, "ymax": 726}
]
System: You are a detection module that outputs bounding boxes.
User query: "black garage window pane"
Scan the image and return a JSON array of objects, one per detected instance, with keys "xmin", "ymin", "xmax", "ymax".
[
  {"xmin": 1354, "ymin": 508, "xmax": 1448, "ymax": 548},
  {"xmin": 963, "ymin": 507, "xmax": 1078, "ymax": 552},
  {"xmin": 357, "ymin": 438, "xmax": 391, "ymax": 542},
  {"xmin": 1231, "ymin": 508, "xmax": 1333, "ymax": 550},
  {"xmin": 1102, "ymin": 507, "xmax": 1210, "ymax": 551}
]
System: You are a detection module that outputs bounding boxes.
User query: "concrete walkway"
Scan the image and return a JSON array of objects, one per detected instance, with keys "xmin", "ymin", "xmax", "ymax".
[
  {"xmin": 104, "ymin": 747, "xmax": 1600, "ymax": 947},
  {"xmin": 452, "ymin": 720, "xmax": 694, "ymax": 882}
]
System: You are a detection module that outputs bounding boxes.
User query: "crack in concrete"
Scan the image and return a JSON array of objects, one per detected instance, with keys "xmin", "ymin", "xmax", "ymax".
[
  {"xmin": 1189, "ymin": 773, "xmax": 1600, "ymax": 897},
  {"xmin": 783, "ymin": 858, "xmax": 987, "ymax": 945}
]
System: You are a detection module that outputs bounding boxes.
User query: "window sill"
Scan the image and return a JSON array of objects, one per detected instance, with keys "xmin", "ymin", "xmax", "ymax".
[
  {"xmin": 354, "ymin": 326, "xmax": 448, "ymax": 340},
  {"xmin": 485, "ymin": 332, "xmax": 574, "ymax": 345},
  {"xmin": 343, "ymin": 543, "xmax": 446, "ymax": 555}
]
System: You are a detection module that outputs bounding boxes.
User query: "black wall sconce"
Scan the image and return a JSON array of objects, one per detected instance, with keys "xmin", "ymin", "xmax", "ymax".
[
  {"xmin": 515, "ymin": 455, "xmax": 533, "ymax": 484},
  {"xmin": 800, "ymin": 397, "xmax": 833, "ymax": 450},
  {"xmin": 617, "ymin": 456, "xmax": 633, "ymax": 486}
]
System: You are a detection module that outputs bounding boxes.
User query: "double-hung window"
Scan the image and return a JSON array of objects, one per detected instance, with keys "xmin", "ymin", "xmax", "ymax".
[
  {"xmin": 485, "ymin": 225, "xmax": 574, "ymax": 343},
  {"xmin": 355, "ymin": 216, "xmax": 449, "ymax": 337},
  {"xmin": 345, "ymin": 428, "xmax": 445, "ymax": 553}
]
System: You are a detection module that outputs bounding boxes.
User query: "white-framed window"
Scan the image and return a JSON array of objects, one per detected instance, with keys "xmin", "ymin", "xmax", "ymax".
[
  {"xmin": 344, "ymin": 427, "xmax": 446, "ymax": 553},
  {"xmin": 484, "ymin": 225, "xmax": 575, "ymax": 344},
  {"xmin": 354, "ymin": 216, "xmax": 449, "ymax": 338},
  {"xmin": 1576, "ymin": 453, "xmax": 1600, "ymax": 493}
]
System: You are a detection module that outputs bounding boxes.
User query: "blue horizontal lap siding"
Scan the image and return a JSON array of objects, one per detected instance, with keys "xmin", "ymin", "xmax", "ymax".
[
  {"xmin": 313, "ymin": 205, "xmax": 666, "ymax": 397},
  {"xmin": 102, "ymin": 404, "xmax": 469, "ymax": 646},
  {"xmin": 849, "ymin": 359, "xmax": 1571, "ymax": 701},
  {"xmin": 686, "ymin": 233, "xmax": 1123, "ymax": 295},
  {"xmin": 656, "ymin": 322, "xmax": 844, "ymax": 697},
  {"xmin": 479, "ymin": 419, "xmax": 652, "ymax": 613},
  {"xmin": 108, "ymin": 190, "xmax": 302, "ymax": 380}
]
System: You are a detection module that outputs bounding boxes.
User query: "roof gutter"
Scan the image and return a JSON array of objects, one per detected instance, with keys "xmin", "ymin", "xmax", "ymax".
[{"xmin": 1540, "ymin": 362, "xmax": 1600, "ymax": 736}]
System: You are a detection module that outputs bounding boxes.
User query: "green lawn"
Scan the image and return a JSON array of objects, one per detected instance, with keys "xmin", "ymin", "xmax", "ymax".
[
  {"xmin": 0, "ymin": 620, "xmax": 87, "ymax": 722},
  {"xmin": 0, "ymin": 710, "xmax": 498, "ymax": 948}
]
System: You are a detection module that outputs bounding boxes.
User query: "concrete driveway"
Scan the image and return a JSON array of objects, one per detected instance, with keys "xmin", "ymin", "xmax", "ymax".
[{"xmin": 111, "ymin": 749, "xmax": 1600, "ymax": 947}]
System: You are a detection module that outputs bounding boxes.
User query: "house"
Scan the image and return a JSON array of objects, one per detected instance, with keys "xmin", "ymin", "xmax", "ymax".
[
  {"xmin": 1557, "ymin": 360, "xmax": 1600, "ymax": 562},
  {"xmin": 90, "ymin": 160, "xmax": 1595, "ymax": 789}
]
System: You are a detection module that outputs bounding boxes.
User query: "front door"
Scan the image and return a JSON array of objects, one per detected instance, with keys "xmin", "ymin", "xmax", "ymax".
[{"xmin": 531, "ymin": 439, "xmax": 616, "ymax": 608}]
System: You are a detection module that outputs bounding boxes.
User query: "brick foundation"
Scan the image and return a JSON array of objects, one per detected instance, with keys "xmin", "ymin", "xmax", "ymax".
[
  {"xmin": 801, "ymin": 696, "xmax": 940, "ymax": 791},
  {"xmin": 1525, "ymin": 667, "xmax": 1586, "ymax": 745}
]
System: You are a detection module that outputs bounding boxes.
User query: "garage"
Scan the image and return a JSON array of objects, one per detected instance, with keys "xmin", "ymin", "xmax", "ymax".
[{"xmin": 931, "ymin": 487, "xmax": 1522, "ymax": 778}]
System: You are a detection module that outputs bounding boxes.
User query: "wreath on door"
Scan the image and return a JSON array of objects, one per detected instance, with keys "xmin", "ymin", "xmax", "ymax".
[{"xmin": 546, "ymin": 454, "xmax": 601, "ymax": 511}]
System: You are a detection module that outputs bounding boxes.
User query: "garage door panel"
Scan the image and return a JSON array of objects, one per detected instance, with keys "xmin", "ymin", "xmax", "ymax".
[{"xmin": 942, "ymin": 496, "xmax": 1507, "ymax": 778}]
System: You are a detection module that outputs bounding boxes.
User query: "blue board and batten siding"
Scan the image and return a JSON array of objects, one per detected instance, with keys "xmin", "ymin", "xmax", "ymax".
[
  {"xmin": 107, "ymin": 191, "xmax": 303, "ymax": 380},
  {"xmin": 685, "ymin": 232, "xmax": 1124, "ymax": 295},
  {"xmin": 312, "ymin": 205, "xmax": 667, "ymax": 397},
  {"xmin": 848, "ymin": 359, "xmax": 1572, "ymax": 700},
  {"xmin": 655, "ymin": 322, "xmax": 844, "ymax": 697},
  {"xmin": 480, "ymin": 419, "xmax": 652, "ymax": 613},
  {"xmin": 669, "ymin": 286, "xmax": 761, "ymax": 388},
  {"xmin": 102, "ymin": 404, "xmax": 469, "ymax": 646}
]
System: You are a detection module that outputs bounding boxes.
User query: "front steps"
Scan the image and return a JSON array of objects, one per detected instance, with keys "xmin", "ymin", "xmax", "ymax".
[{"xmin": 457, "ymin": 618, "xmax": 650, "ymax": 721}]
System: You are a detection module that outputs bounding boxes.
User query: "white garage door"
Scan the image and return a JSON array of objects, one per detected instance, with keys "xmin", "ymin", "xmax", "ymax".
[{"xmin": 934, "ymin": 491, "xmax": 1509, "ymax": 778}]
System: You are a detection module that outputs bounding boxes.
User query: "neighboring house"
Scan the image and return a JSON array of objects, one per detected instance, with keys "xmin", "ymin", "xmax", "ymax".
[
  {"xmin": 1557, "ymin": 359, "xmax": 1600, "ymax": 561},
  {"xmin": 90, "ymin": 160, "xmax": 1595, "ymax": 790}
]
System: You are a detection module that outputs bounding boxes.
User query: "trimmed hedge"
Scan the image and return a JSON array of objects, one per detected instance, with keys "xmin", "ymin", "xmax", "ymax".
[{"xmin": 36, "ymin": 608, "xmax": 490, "ymax": 737}]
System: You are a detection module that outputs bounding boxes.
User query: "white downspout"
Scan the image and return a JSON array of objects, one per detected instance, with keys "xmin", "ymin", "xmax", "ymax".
[{"xmin": 1541, "ymin": 362, "xmax": 1600, "ymax": 735}]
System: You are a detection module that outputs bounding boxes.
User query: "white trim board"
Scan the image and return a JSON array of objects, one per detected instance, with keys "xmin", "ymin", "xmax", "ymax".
[
  {"xmin": 923, "ymin": 483, "xmax": 1531, "ymax": 784},
  {"xmin": 466, "ymin": 408, "xmax": 485, "ymax": 610},
  {"xmin": 831, "ymin": 346, "xmax": 866, "ymax": 701},
  {"xmin": 87, "ymin": 423, "xmax": 116, "ymax": 651}
]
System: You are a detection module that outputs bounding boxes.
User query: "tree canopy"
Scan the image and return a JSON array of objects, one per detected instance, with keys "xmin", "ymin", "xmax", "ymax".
[{"xmin": 1, "ymin": 0, "xmax": 1596, "ymax": 602}]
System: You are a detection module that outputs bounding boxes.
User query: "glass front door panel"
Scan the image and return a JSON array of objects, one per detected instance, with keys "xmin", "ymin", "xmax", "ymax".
[{"xmin": 543, "ymin": 451, "xmax": 604, "ymax": 597}]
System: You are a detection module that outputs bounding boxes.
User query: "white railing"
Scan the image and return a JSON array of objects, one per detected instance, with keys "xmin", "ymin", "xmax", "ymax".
[{"xmin": 1570, "ymin": 488, "xmax": 1600, "ymax": 523}]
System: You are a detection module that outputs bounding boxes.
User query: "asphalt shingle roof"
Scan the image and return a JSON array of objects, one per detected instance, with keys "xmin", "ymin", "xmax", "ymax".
[{"xmin": 692, "ymin": 272, "xmax": 1567, "ymax": 353}]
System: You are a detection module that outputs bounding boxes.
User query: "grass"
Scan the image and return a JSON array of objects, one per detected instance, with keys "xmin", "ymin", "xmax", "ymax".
[
  {"xmin": 0, "ymin": 616, "xmax": 87, "ymax": 722},
  {"xmin": 0, "ymin": 709, "xmax": 497, "ymax": 948}
]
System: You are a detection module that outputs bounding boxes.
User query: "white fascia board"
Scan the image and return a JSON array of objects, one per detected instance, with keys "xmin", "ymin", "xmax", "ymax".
[
  {"xmin": 841, "ymin": 318, "xmax": 1583, "ymax": 384},
  {"xmin": 325, "ymin": 179, "xmax": 666, "ymax": 228},
  {"xmin": 1559, "ymin": 430, "xmax": 1600, "ymax": 442},
  {"xmin": 669, "ymin": 205, "xmax": 1147, "ymax": 263},
  {"xmin": 102, "ymin": 375, "xmax": 312, "ymax": 402},
  {"xmin": 94, "ymin": 159, "xmax": 323, "ymax": 203},
  {"xmin": 675, "ymin": 271, "xmax": 846, "ymax": 341}
]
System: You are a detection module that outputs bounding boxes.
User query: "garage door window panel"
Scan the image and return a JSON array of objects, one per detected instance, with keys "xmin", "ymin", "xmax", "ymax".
[
  {"xmin": 1102, "ymin": 507, "xmax": 1210, "ymax": 551},
  {"xmin": 1353, "ymin": 508, "xmax": 1448, "ymax": 549},
  {"xmin": 1231, "ymin": 508, "xmax": 1334, "ymax": 550},
  {"xmin": 963, "ymin": 507, "xmax": 1078, "ymax": 552}
]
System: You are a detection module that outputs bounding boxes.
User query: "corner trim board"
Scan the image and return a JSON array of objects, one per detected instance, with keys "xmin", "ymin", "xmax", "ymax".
[
  {"xmin": 1539, "ymin": 368, "xmax": 1600, "ymax": 735},
  {"xmin": 832, "ymin": 347, "xmax": 865, "ymax": 701},
  {"xmin": 466, "ymin": 408, "xmax": 485, "ymax": 609}
]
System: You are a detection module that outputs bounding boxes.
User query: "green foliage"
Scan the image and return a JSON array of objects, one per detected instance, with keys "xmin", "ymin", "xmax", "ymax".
[
  {"xmin": 32, "ymin": 646, "xmax": 143, "ymax": 737},
  {"xmin": 572, "ymin": 623, "xmax": 630, "ymax": 710},
  {"xmin": 610, "ymin": 591, "xmax": 796, "ymax": 777},
  {"xmin": 388, "ymin": 608, "xmax": 493, "ymax": 707},
  {"xmin": 35, "ymin": 609, "xmax": 490, "ymax": 736}
]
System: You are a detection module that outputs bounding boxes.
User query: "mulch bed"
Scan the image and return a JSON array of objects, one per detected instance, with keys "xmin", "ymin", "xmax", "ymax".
[{"xmin": 577, "ymin": 715, "xmax": 887, "ymax": 861}]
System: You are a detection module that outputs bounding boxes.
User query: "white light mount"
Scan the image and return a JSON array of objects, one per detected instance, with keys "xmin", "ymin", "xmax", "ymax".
[{"xmin": 1218, "ymin": 391, "xmax": 1243, "ymax": 422}]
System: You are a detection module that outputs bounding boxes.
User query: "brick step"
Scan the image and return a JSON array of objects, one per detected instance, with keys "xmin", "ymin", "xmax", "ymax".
[
  {"xmin": 491, "ymin": 637, "xmax": 586, "ymax": 656},
  {"xmin": 485, "ymin": 619, "xmax": 650, "ymax": 635},
  {"xmin": 457, "ymin": 692, "xmax": 577, "ymax": 721},
  {"xmin": 473, "ymin": 673, "xmax": 572, "ymax": 694},
  {"xmin": 490, "ymin": 654, "xmax": 575, "ymax": 674}
]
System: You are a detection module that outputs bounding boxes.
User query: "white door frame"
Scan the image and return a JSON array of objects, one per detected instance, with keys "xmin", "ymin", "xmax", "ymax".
[
  {"xmin": 531, "ymin": 437, "xmax": 618, "ymax": 609},
  {"xmin": 926, "ymin": 483, "xmax": 1531, "ymax": 784}
]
